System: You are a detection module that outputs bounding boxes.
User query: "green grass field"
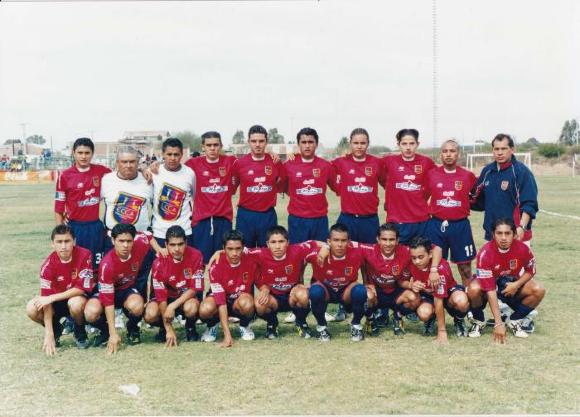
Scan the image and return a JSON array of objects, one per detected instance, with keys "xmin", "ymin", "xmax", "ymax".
[{"xmin": 1, "ymin": 177, "xmax": 579, "ymax": 415}]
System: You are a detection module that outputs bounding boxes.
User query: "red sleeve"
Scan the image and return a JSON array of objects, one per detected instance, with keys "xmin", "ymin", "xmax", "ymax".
[
  {"xmin": 54, "ymin": 171, "xmax": 66, "ymax": 214},
  {"xmin": 208, "ymin": 263, "xmax": 226, "ymax": 306},
  {"xmin": 330, "ymin": 158, "xmax": 340, "ymax": 195},
  {"xmin": 434, "ymin": 263, "xmax": 454, "ymax": 299},
  {"xmin": 327, "ymin": 162, "xmax": 338, "ymax": 194},
  {"xmin": 231, "ymin": 158, "xmax": 240, "ymax": 193},
  {"xmin": 98, "ymin": 260, "xmax": 116, "ymax": 307},
  {"xmin": 476, "ymin": 248, "xmax": 496, "ymax": 292},
  {"xmin": 522, "ymin": 246, "xmax": 536, "ymax": 277},
  {"xmin": 73, "ymin": 250, "xmax": 95, "ymax": 294},
  {"xmin": 151, "ymin": 258, "xmax": 168, "ymax": 303},
  {"xmin": 40, "ymin": 258, "xmax": 54, "ymax": 297}
]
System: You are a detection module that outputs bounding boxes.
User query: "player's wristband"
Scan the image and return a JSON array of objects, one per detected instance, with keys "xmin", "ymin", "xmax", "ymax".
[
  {"xmin": 430, "ymin": 266, "xmax": 438, "ymax": 272},
  {"xmin": 494, "ymin": 322, "xmax": 505, "ymax": 328}
]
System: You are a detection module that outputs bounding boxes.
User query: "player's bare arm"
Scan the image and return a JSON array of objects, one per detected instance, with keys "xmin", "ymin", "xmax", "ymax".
[
  {"xmin": 104, "ymin": 305, "xmax": 121, "ymax": 354},
  {"xmin": 41, "ymin": 304, "xmax": 57, "ymax": 356},
  {"xmin": 32, "ymin": 287, "xmax": 84, "ymax": 311},
  {"xmin": 487, "ymin": 290, "xmax": 506, "ymax": 344},
  {"xmin": 218, "ymin": 304, "xmax": 233, "ymax": 348},
  {"xmin": 157, "ymin": 301, "xmax": 178, "ymax": 347},
  {"xmin": 434, "ymin": 297, "xmax": 448, "ymax": 345}
]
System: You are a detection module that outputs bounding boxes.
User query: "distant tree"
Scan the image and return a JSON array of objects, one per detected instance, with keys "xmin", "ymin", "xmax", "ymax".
[
  {"xmin": 537, "ymin": 143, "xmax": 564, "ymax": 158},
  {"xmin": 525, "ymin": 137, "xmax": 540, "ymax": 146},
  {"xmin": 336, "ymin": 136, "xmax": 349, "ymax": 155},
  {"xmin": 173, "ymin": 130, "xmax": 202, "ymax": 152},
  {"xmin": 232, "ymin": 130, "xmax": 245, "ymax": 144},
  {"xmin": 268, "ymin": 128, "xmax": 285, "ymax": 144},
  {"xmin": 558, "ymin": 119, "xmax": 579, "ymax": 146},
  {"xmin": 26, "ymin": 135, "xmax": 46, "ymax": 145},
  {"xmin": 368, "ymin": 145, "xmax": 391, "ymax": 155},
  {"xmin": 3, "ymin": 139, "xmax": 21, "ymax": 145}
]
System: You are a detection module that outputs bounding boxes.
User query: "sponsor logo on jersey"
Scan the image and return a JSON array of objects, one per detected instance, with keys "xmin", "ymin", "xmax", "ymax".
[
  {"xmin": 436, "ymin": 182, "xmax": 443, "ymax": 188},
  {"xmin": 454, "ymin": 180, "xmax": 463, "ymax": 191},
  {"xmin": 78, "ymin": 196, "xmax": 100, "ymax": 207},
  {"xmin": 501, "ymin": 180, "xmax": 509, "ymax": 191},
  {"xmin": 509, "ymin": 259, "xmax": 518, "ymax": 270},
  {"xmin": 296, "ymin": 185, "xmax": 323, "ymax": 196},
  {"xmin": 93, "ymin": 176, "xmax": 100, "ymax": 187},
  {"xmin": 219, "ymin": 167, "xmax": 226, "ymax": 177},
  {"xmin": 346, "ymin": 184, "xmax": 373, "ymax": 193},
  {"xmin": 265, "ymin": 165, "xmax": 272, "ymax": 176},
  {"xmin": 476, "ymin": 269, "xmax": 493, "ymax": 279},
  {"xmin": 113, "ymin": 192, "xmax": 146, "ymax": 225},
  {"xmin": 395, "ymin": 181, "xmax": 421, "ymax": 191},
  {"xmin": 246, "ymin": 184, "xmax": 273, "ymax": 193},
  {"xmin": 436, "ymin": 197, "xmax": 461, "ymax": 208},
  {"xmin": 285, "ymin": 265, "xmax": 293, "ymax": 274},
  {"xmin": 77, "ymin": 182, "xmax": 84, "ymax": 189},
  {"xmin": 201, "ymin": 184, "xmax": 228, "ymax": 194},
  {"xmin": 414, "ymin": 165, "xmax": 423, "ymax": 174},
  {"xmin": 365, "ymin": 167, "xmax": 373, "ymax": 176},
  {"xmin": 158, "ymin": 183, "xmax": 187, "ymax": 221},
  {"xmin": 312, "ymin": 168, "xmax": 320, "ymax": 178}
]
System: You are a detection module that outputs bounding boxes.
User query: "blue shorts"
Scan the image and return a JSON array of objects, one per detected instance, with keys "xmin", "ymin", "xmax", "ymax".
[
  {"xmin": 191, "ymin": 217, "xmax": 233, "ymax": 264},
  {"xmin": 425, "ymin": 217, "xmax": 476, "ymax": 263},
  {"xmin": 312, "ymin": 282, "xmax": 353, "ymax": 312},
  {"xmin": 150, "ymin": 296, "xmax": 186, "ymax": 317},
  {"xmin": 420, "ymin": 285, "xmax": 465, "ymax": 310},
  {"xmin": 112, "ymin": 287, "xmax": 141, "ymax": 309},
  {"xmin": 375, "ymin": 287, "xmax": 405, "ymax": 309},
  {"xmin": 288, "ymin": 214, "xmax": 329, "ymax": 244},
  {"xmin": 52, "ymin": 300, "xmax": 72, "ymax": 321},
  {"xmin": 396, "ymin": 221, "xmax": 429, "ymax": 245},
  {"xmin": 336, "ymin": 212, "xmax": 379, "ymax": 244},
  {"xmin": 68, "ymin": 220, "xmax": 105, "ymax": 270},
  {"xmin": 272, "ymin": 292, "xmax": 291, "ymax": 312},
  {"xmin": 496, "ymin": 276, "xmax": 523, "ymax": 308},
  {"xmin": 235, "ymin": 206, "xmax": 277, "ymax": 248}
]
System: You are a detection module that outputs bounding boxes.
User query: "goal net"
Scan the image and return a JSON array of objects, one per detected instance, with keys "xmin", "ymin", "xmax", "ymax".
[{"xmin": 467, "ymin": 152, "xmax": 532, "ymax": 172}]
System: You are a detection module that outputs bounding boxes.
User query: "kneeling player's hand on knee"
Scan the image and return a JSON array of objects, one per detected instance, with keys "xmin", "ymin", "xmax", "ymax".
[
  {"xmin": 501, "ymin": 282, "xmax": 519, "ymax": 298},
  {"xmin": 107, "ymin": 333, "xmax": 121, "ymax": 355}
]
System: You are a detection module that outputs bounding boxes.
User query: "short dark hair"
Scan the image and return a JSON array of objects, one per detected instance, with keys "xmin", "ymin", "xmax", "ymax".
[
  {"xmin": 248, "ymin": 125, "xmax": 268, "ymax": 139},
  {"xmin": 222, "ymin": 229, "xmax": 244, "ymax": 247},
  {"xmin": 491, "ymin": 133, "xmax": 514, "ymax": 148},
  {"xmin": 408, "ymin": 236, "xmax": 432, "ymax": 252},
  {"xmin": 166, "ymin": 225, "xmax": 186, "ymax": 242},
  {"xmin": 73, "ymin": 137, "xmax": 94, "ymax": 153},
  {"xmin": 266, "ymin": 225, "xmax": 289, "ymax": 241},
  {"xmin": 51, "ymin": 224, "xmax": 74, "ymax": 241},
  {"xmin": 349, "ymin": 128, "xmax": 369, "ymax": 142},
  {"xmin": 111, "ymin": 223, "xmax": 136, "ymax": 239},
  {"xmin": 492, "ymin": 217, "xmax": 517, "ymax": 234},
  {"xmin": 329, "ymin": 223, "xmax": 349, "ymax": 239},
  {"xmin": 162, "ymin": 138, "xmax": 183, "ymax": 153},
  {"xmin": 377, "ymin": 222, "xmax": 400, "ymax": 239},
  {"xmin": 296, "ymin": 127, "xmax": 319, "ymax": 144},
  {"xmin": 201, "ymin": 131, "xmax": 222, "ymax": 145},
  {"xmin": 396, "ymin": 129, "xmax": 420, "ymax": 144}
]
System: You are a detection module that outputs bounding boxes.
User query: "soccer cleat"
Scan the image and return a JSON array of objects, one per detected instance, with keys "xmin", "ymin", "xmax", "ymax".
[
  {"xmin": 405, "ymin": 312, "xmax": 419, "ymax": 322},
  {"xmin": 453, "ymin": 317, "xmax": 467, "ymax": 337},
  {"xmin": 507, "ymin": 319, "xmax": 529, "ymax": 338},
  {"xmin": 239, "ymin": 325, "xmax": 255, "ymax": 341},
  {"xmin": 284, "ymin": 312, "xmax": 296, "ymax": 323},
  {"xmin": 467, "ymin": 320, "xmax": 486, "ymax": 338},
  {"xmin": 325, "ymin": 312, "xmax": 336, "ymax": 322},
  {"xmin": 296, "ymin": 323, "xmax": 312, "ymax": 339},
  {"xmin": 228, "ymin": 316, "xmax": 240, "ymax": 323},
  {"xmin": 201, "ymin": 325, "xmax": 218, "ymax": 342},
  {"xmin": 374, "ymin": 308, "xmax": 390, "ymax": 328},
  {"xmin": 73, "ymin": 324, "xmax": 90, "ymax": 349},
  {"xmin": 351, "ymin": 325, "xmax": 364, "ymax": 342},
  {"xmin": 333, "ymin": 305, "xmax": 347, "ymax": 322},
  {"xmin": 393, "ymin": 315, "xmax": 404, "ymax": 336},
  {"xmin": 265, "ymin": 324, "xmax": 278, "ymax": 340},
  {"xmin": 154, "ymin": 327, "xmax": 167, "ymax": 343},
  {"xmin": 114, "ymin": 309, "xmax": 125, "ymax": 329},
  {"xmin": 316, "ymin": 327, "xmax": 331, "ymax": 342},
  {"xmin": 520, "ymin": 320, "xmax": 535, "ymax": 334},
  {"xmin": 92, "ymin": 330, "xmax": 109, "ymax": 347},
  {"xmin": 423, "ymin": 318, "xmax": 435, "ymax": 336},
  {"xmin": 186, "ymin": 327, "xmax": 199, "ymax": 342},
  {"xmin": 126, "ymin": 322, "xmax": 141, "ymax": 345},
  {"xmin": 62, "ymin": 317, "xmax": 74, "ymax": 335}
]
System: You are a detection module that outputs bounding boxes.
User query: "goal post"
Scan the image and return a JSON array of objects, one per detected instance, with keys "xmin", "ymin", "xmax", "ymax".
[{"xmin": 467, "ymin": 152, "xmax": 532, "ymax": 172}]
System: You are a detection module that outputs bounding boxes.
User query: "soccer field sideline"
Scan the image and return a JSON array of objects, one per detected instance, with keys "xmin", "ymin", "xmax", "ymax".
[{"xmin": 0, "ymin": 177, "xmax": 579, "ymax": 415}]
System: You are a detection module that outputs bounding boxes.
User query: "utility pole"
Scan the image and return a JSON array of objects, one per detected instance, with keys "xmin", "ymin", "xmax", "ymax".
[
  {"xmin": 20, "ymin": 123, "xmax": 28, "ymax": 155},
  {"xmin": 432, "ymin": 0, "xmax": 438, "ymax": 150}
]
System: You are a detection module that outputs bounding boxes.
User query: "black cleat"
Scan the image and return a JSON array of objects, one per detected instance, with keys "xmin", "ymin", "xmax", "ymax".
[
  {"xmin": 374, "ymin": 308, "xmax": 390, "ymax": 328},
  {"xmin": 126, "ymin": 322, "xmax": 141, "ymax": 345},
  {"xmin": 185, "ymin": 327, "xmax": 199, "ymax": 342},
  {"xmin": 454, "ymin": 317, "xmax": 467, "ymax": 337},
  {"xmin": 154, "ymin": 327, "xmax": 167, "ymax": 343},
  {"xmin": 317, "ymin": 327, "xmax": 331, "ymax": 342},
  {"xmin": 392, "ymin": 312, "xmax": 405, "ymax": 336},
  {"xmin": 351, "ymin": 325, "xmax": 364, "ymax": 342},
  {"xmin": 423, "ymin": 318, "xmax": 435, "ymax": 336},
  {"xmin": 73, "ymin": 324, "xmax": 90, "ymax": 349},
  {"xmin": 92, "ymin": 330, "xmax": 109, "ymax": 347},
  {"xmin": 265, "ymin": 324, "xmax": 279, "ymax": 340},
  {"xmin": 296, "ymin": 323, "xmax": 312, "ymax": 339}
]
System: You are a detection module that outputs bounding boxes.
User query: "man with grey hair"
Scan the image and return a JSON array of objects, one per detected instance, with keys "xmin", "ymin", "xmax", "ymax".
[{"xmin": 101, "ymin": 145, "xmax": 155, "ymax": 298}]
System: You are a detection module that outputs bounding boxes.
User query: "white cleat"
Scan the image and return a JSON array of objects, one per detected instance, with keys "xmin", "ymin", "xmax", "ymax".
[
  {"xmin": 114, "ymin": 308, "xmax": 125, "ymax": 329},
  {"xmin": 507, "ymin": 319, "xmax": 529, "ymax": 338},
  {"xmin": 467, "ymin": 320, "xmax": 486, "ymax": 338},
  {"xmin": 201, "ymin": 325, "xmax": 218, "ymax": 342},
  {"xmin": 239, "ymin": 325, "xmax": 255, "ymax": 341},
  {"xmin": 284, "ymin": 312, "xmax": 296, "ymax": 323}
]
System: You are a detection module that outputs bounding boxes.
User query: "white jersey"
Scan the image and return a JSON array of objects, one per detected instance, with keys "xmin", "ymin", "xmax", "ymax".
[
  {"xmin": 101, "ymin": 172, "xmax": 153, "ymax": 232},
  {"xmin": 151, "ymin": 164, "xmax": 196, "ymax": 238}
]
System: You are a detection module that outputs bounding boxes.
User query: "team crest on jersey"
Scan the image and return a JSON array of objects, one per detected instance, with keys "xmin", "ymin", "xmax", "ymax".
[
  {"xmin": 184, "ymin": 268, "xmax": 192, "ymax": 279},
  {"xmin": 312, "ymin": 168, "xmax": 320, "ymax": 178},
  {"xmin": 414, "ymin": 165, "xmax": 423, "ymax": 174},
  {"xmin": 285, "ymin": 265, "xmax": 293, "ymax": 274},
  {"xmin": 92, "ymin": 176, "xmax": 100, "ymax": 187},
  {"xmin": 454, "ymin": 181, "xmax": 463, "ymax": 191},
  {"xmin": 242, "ymin": 272, "xmax": 249, "ymax": 282},
  {"xmin": 509, "ymin": 259, "xmax": 518, "ymax": 270},
  {"xmin": 71, "ymin": 269, "xmax": 78, "ymax": 280},
  {"xmin": 131, "ymin": 263, "xmax": 138, "ymax": 272},
  {"xmin": 113, "ymin": 193, "xmax": 146, "ymax": 225},
  {"xmin": 344, "ymin": 266, "xmax": 353, "ymax": 276},
  {"xmin": 501, "ymin": 180, "xmax": 509, "ymax": 191},
  {"xmin": 265, "ymin": 165, "xmax": 272, "ymax": 176},
  {"xmin": 218, "ymin": 167, "xmax": 226, "ymax": 177},
  {"xmin": 158, "ymin": 183, "xmax": 186, "ymax": 221},
  {"xmin": 365, "ymin": 167, "xmax": 373, "ymax": 177},
  {"xmin": 391, "ymin": 265, "xmax": 400, "ymax": 275}
]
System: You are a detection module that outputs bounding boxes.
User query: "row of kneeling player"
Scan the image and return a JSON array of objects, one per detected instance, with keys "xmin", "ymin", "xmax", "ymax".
[{"xmin": 27, "ymin": 218, "xmax": 545, "ymax": 355}]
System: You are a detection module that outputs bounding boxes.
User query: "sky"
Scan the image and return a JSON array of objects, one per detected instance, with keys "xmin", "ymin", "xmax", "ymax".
[{"xmin": 0, "ymin": 0, "xmax": 579, "ymax": 151}]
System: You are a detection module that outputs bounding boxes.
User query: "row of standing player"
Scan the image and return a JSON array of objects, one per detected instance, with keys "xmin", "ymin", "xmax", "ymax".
[{"xmin": 28, "ymin": 126, "xmax": 542, "ymax": 354}]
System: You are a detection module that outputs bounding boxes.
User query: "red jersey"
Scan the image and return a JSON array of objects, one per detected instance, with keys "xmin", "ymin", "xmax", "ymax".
[
  {"xmin": 281, "ymin": 156, "xmax": 336, "ymax": 218},
  {"xmin": 360, "ymin": 244, "xmax": 411, "ymax": 294},
  {"xmin": 231, "ymin": 154, "xmax": 284, "ymax": 212},
  {"xmin": 151, "ymin": 247, "xmax": 205, "ymax": 302},
  {"xmin": 427, "ymin": 165, "xmax": 477, "ymax": 220},
  {"xmin": 476, "ymin": 239, "xmax": 536, "ymax": 292},
  {"xmin": 332, "ymin": 154, "xmax": 385, "ymax": 216},
  {"xmin": 208, "ymin": 253, "xmax": 258, "ymax": 305},
  {"xmin": 54, "ymin": 164, "xmax": 111, "ymax": 221},
  {"xmin": 98, "ymin": 234, "xmax": 151, "ymax": 306},
  {"xmin": 408, "ymin": 258, "xmax": 457, "ymax": 299},
  {"xmin": 247, "ymin": 241, "xmax": 318, "ymax": 295},
  {"xmin": 308, "ymin": 246, "xmax": 365, "ymax": 292},
  {"xmin": 186, "ymin": 155, "xmax": 237, "ymax": 225},
  {"xmin": 40, "ymin": 246, "xmax": 95, "ymax": 296},
  {"xmin": 383, "ymin": 154, "xmax": 435, "ymax": 223}
]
